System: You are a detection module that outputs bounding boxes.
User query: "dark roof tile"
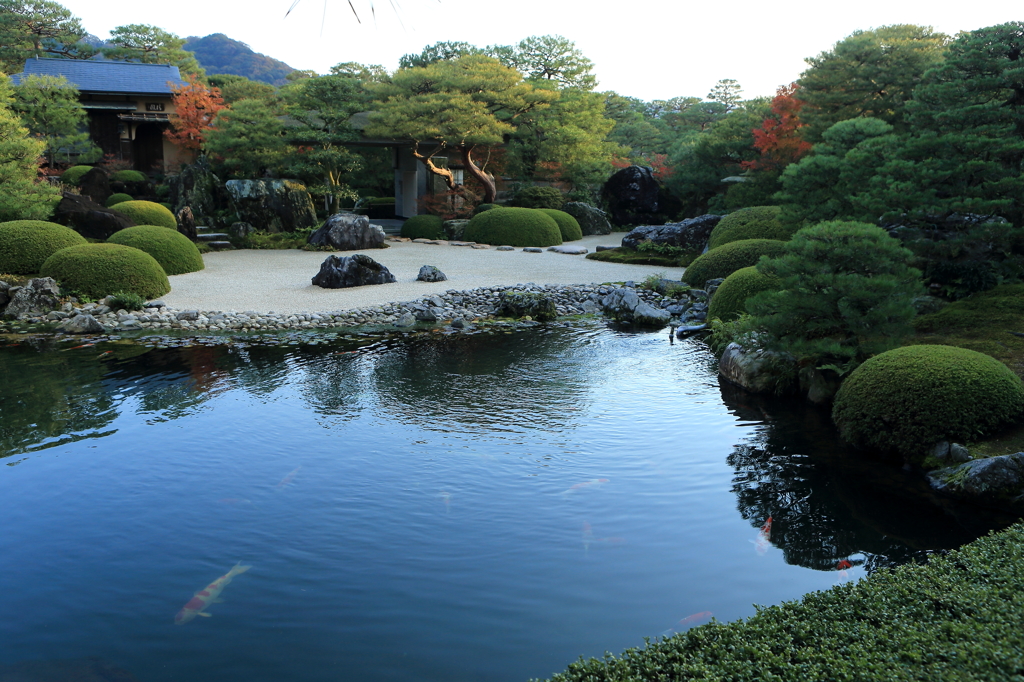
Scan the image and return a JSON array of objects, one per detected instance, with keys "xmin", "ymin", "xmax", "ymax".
[{"xmin": 11, "ymin": 58, "xmax": 186, "ymax": 95}]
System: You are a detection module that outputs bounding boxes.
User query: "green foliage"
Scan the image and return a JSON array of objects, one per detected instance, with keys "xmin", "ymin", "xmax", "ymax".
[
  {"xmin": 107, "ymin": 290, "xmax": 145, "ymax": 311},
  {"xmin": 473, "ymin": 203, "xmax": 499, "ymax": 215},
  {"xmin": 205, "ymin": 97, "xmax": 288, "ymax": 178},
  {"xmin": 0, "ymin": 76, "xmax": 59, "ymax": 221},
  {"xmin": 708, "ymin": 206, "xmax": 790, "ymax": 249},
  {"xmin": 237, "ymin": 228, "xmax": 315, "ymax": 250},
  {"xmin": 108, "ymin": 200, "xmax": 176, "ymax": 229},
  {"xmin": 536, "ymin": 208, "xmax": 582, "ymax": 241},
  {"xmin": 682, "ymin": 238, "xmax": 787, "ymax": 287},
  {"xmin": 111, "ymin": 170, "xmax": 147, "ymax": 183},
  {"xmin": 60, "ymin": 164, "xmax": 93, "ymax": 185},
  {"xmin": 833, "ymin": 345, "xmax": 1024, "ymax": 458},
  {"xmin": 0, "ymin": 219, "xmax": 85, "ymax": 273},
  {"xmin": 747, "ymin": 221, "xmax": 923, "ymax": 367},
  {"xmin": 635, "ymin": 240, "xmax": 696, "ymax": 265},
  {"xmin": 707, "ymin": 266, "xmax": 780, "ymax": 321},
  {"xmin": 106, "ymin": 225, "xmax": 203, "ymax": 275},
  {"xmin": 40, "ymin": 242, "xmax": 170, "ymax": 299},
  {"xmin": 492, "ymin": 35, "xmax": 597, "ymax": 90},
  {"xmin": 104, "ymin": 192, "xmax": 133, "ymax": 207},
  {"xmin": 0, "ymin": 0, "xmax": 97, "ymax": 73},
  {"xmin": 185, "ymin": 34, "xmax": 294, "ymax": 86},
  {"xmin": 510, "ymin": 186, "xmax": 564, "ymax": 209},
  {"xmin": 11, "ymin": 74, "xmax": 99, "ymax": 166},
  {"xmin": 400, "ymin": 214, "xmax": 445, "ymax": 240},
  {"xmin": 541, "ymin": 521, "xmax": 1024, "ymax": 682},
  {"xmin": 463, "ymin": 207, "xmax": 562, "ymax": 247},
  {"xmin": 206, "ymin": 74, "xmax": 276, "ymax": 105},
  {"xmin": 102, "ymin": 23, "xmax": 203, "ymax": 77},
  {"xmin": 585, "ymin": 246, "xmax": 692, "ymax": 268}
]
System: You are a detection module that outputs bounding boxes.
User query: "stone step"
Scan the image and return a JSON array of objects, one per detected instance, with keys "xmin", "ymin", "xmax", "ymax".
[
  {"xmin": 197, "ymin": 233, "xmax": 230, "ymax": 241},
  {"xmin": 205, "ymin": 241, "xmax": 235, "ymax": 251}
]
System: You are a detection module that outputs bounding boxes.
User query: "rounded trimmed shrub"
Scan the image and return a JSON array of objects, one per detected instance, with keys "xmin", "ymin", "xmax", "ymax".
[
  {"xmin": 510, "ymin": 186, "xmax": 564, "ymax": 209},
  {"xmin": 41, "ymin": 243, "xmax": 170, "ymax": 300},
  {"xmin": 708, "ymin": 206, "xmax": 793, "ymax": 249},
  {"xmin": 832, "ymin": 345, "xmax": 1024, "ymax": 459},
  {"xmin": 107, "ymin": 225, "xmax": 204, "ymax": 275},
  {"xmin": 400, "ymin": 214, "xmax": 444, "ymax": 240},
  {"xmin": 111, "ymin": 170, "xmax": 148, "ymax": 183},
  {"xmin": 708, "ymin": 266, "xmax": 780, "ymax": 321},
  {"xmin": 472, "ymin": 203, "xmax": 499, "ymax": 215},
  {"xmin": 537, "ymin": 209, "xmax": 583, "ymax": 242},
  {"xmin": 60, "ymin": 165, "xmax": 95, "ymax": 185},
  {"xmin": 682, "ymin": 239, "xmax": 788, "ymax": 287},
  {"xmin": 104, "ymin": 193, "xmax": 134, "ymax": 207},
  {"xmin": 463, "ymin": 207, "xmax": 563, "ymax": 247},
  {"xmin": 0, "ymin": 220, "xmax": 87, "ymax": 274},
  {"xmin": 108, "ymin": 200, "xmax": 177, "ymax": 229}
]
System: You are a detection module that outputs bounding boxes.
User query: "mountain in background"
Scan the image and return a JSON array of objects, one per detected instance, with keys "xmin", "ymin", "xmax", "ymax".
[{"xmin": 184, "ymin": 33, "xmax": 295, "ymax": 86}]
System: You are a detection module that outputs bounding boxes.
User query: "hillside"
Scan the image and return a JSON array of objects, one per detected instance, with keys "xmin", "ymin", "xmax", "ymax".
[{"xmin": 183, "ymin": 33, "xmax": 295, "ymax": 86}]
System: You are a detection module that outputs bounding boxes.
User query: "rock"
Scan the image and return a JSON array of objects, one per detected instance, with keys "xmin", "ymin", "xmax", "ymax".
[
  {"xmin": 632, "ymin": 300, "xmax": 671, "ymax": 326},
  {"xmin": 621, "ymin": 214, "xmax": 723, "ymax": 251},
  {"xmin": 798, "ymin": 366, "xmax": 843, "ymax": 404},
  {"xmin": 57, "ymin": 313, "xmax": 104, "ymax": 333},
  {"xmin": 225, "ymin": 179, "xmax": 318, "ymax": 233},
  {"xmin": 307, "ymin": 214, "xmax": 386, "ymax": 251},
  {"xmin": 450, "ymin": 318, "xmax": 466, "ymax": 329},
  {"xmin": 144, "ymin": 300, "xmax": 166, "ymax": 309},
  {"xmin": 229, "ymin": 221, "xmax": 256, "ymax": 240},
  {"xmin": 928, "ymin": 453, "xmax": 1024, "ymax": 504},
  {"xmin": 52, "ymin": 192, "xmax": 136, "ymax": 240},
  {"xmin": 0, "ymin": 280, "xmax": 9, "ymax": 311},
  {"xmin": 415, "ymin": 307, "xmax": 438, "ymax": 322},
  {"xmin": 496, "ymin": 245, "xmax": 515, "ymax": 251},
  {"xmin": 394, "ymin": 312, "xmax": 417, "ymax": 327},
  {"xmin": 175, "ymin": 205, "xmax": 196, "ymax": 241},
  {"xmin": 169, "ymin": 154, "xmax": 226, "ymax": 227},
  {"xmin": 417, "ymin": 265, "xmax": 447, "ymax": 282},
  {"xmin": 4, "ymin": 277, "xmax": 61, "ymax": 317},
  {"xmin": 599, "ymin": 287, "xmax": 670, "ymax": 326},
  {"xmin": 912, "ymin": 295, "xmax": 948, "ymax": 315},
  {"xmin": 498, "ymin": 291, "xmax": 558, "ymax": 321},
  {"xmin": 704, "ymin": 278, "xmax": 726, "ymax": 301},
  {"xmin": 78, "ymin": 166, "xmax": 111, "ymax": 205},
  {"xmin": 675, "ymin": 323, "xmax": 708, "ymax": 337},
  {"xmin": 547, "ymin": 245, "xmax": 588, "ymax": 255},
  {"xmin": 950, "ymin": 443, "xmax": 972, "ymax": 463},
  {"xmin": 176, "ymin": 311, "xmax": 200, "ymax": 321},
  {"xmin": 312, "ymin": 254, "xmax": 397, "ymax": 288},
  {"xmin": 442, "ymin": 219, "xmax": 470, "ymax": 241},
  {"xmin": 581, "ymin": 300, "xmax": 601, "ymax": 314},
  {"xmin": 562, "ymin": 202, "xmax": 613, "ymax": 235},
  {"xmin": 523, "ymin": 247, "xmax": 543, "ymax": 253},
  {"xmin": 718, "ymin": 342, "xmax": 798, "ymax": 394},
  {"xmin": 602, "ymin": 165, "xmax": 661, "ymax": 227}
]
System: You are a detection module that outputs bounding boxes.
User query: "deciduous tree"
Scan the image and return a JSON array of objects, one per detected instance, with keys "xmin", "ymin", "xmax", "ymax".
[
  {"xmin": 742, "ymin": 83, "xmax": 812, "ymax": 172},
  {"xmin": 165, "ymin": 76, "xmax": 226, "ymax": 159}
]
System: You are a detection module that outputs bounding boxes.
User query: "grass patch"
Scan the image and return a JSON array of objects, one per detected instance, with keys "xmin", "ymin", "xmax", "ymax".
[
  {"xmin": 585, "ymin": 247, "xmax": 694, "ymax": 268},
  {"xmin": 239, "ymin": 230, "xmax": 314, "ymax": 250},
  {"xmin": 0, "ymin": 272, "xmax": 33, "ymax": 286}
]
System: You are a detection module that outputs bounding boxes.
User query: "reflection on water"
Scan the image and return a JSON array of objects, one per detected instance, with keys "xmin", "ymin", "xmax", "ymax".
[{"xmin": 0, "ymin": 324, "xmax": 1017, "ymax": 682}]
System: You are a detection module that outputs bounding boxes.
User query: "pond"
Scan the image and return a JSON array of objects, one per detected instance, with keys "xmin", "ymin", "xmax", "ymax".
[{"xmin": 0, "ymin": 323, "xmax": 1015, "ymax": 682}]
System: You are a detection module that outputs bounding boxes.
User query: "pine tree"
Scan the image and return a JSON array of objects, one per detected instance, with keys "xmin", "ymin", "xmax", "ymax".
[{"xmin": 0, "ymin": 74, "xmax": 60, "ymax": 221}]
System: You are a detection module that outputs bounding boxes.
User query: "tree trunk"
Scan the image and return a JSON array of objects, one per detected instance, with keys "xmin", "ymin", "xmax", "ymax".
[
  {"xmin": 411, "ymin": 142, "xmax": 457, "ymax": 191},
  {"xmin": 460, "ymin": 145, "xmax": 497, "ymax": 203}
]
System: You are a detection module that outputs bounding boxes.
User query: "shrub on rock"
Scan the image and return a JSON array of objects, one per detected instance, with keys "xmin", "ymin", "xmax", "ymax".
[
  {"xmin": 537, "ymin": 209, "xmax": 583, "ymax": 242},
  {"xmin": 107, "ymin": 200, "xmax": 176, "ymax": 229},
  {"xmin": 111, "ymin": 170, "xmax": 148, "ymax": 183},
  {"xmin": 0, "ymin": 220, "xmax": 87, "ymax": 274},
  {"xmin": 401, "ymin": 214, "xmax": 445, "ymax": 240},
  {"xmin": 510, "ymin": 186, "xmax": 564, "ymax": 209},
  {"xmin": 682, "ymin": 239, "xmax": 787, "ymax": 287},
  {"xmin": 60, "ymin": 165, "xmax": 94, "ymax": 185},
  {"xmin": 708, "ymin": 206, "xmax": 792, "ymax": 249},
  {"xmin": 708, "ymin": 266, "xmax": 780, "ymax": 321},
  {"xmin": 104, "ymin": 193, "xmax": 133, "ymax": 207},
  {"xmin": 107, "ymin": 225, "xmax": 204, "ymax": 275},
  {"xmin": 463, "ymin": 207, "xmax": 562, "ymax": 247},
  {"xmin": 832, "ymin": 345, "xmax": 1024, "ymax": 460},
  {"xmin": 40, "ymin": 243, "xmax": 170, "ymax": 300}
]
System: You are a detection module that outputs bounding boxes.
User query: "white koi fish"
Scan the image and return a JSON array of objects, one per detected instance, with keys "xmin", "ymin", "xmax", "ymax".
[
  {"xmin": 561, "ymin": 478, "xmax": 609, "ymax": 496},
  {"xmin": 174, "ymin": 562, "xmax": 251, "ymax": 624},
  {"xmin": 275, "ymin": 466, "xmax": 301, "ymax": 490},
  {"xmin": 751, "ymin": 516, "xmax": 773, "ymax": 555}
]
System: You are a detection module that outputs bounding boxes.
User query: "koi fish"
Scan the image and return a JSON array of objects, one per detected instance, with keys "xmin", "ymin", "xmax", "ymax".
[
  {"xmin": 275, "ymin": 466, "xmax": 301, "ymax": 489},
  {"xmin": 751, "ymin": 516, "xmax": 772, "ymax": 555},
  {"xmin": 660, "ymin": 611, "xmax": 713, "ymax": 637},
  {"xmin": 97, "ymin": 351, "xmax": 113, "ymax": 358},
  {"xmin": 561, "ymin": 478, "xmax": 609, "ymax": 495},
  {"xmin": 174, "ymin": 562, "xmax": 251, "ymax": 624},
  {"xmin": 440, "ymin": 491, "xmax": 451, "ymax": 513},
  {"xmin": 63, "ymin": 343, "xmax": 95, "ymax": 350},
  {"xmin": 582, "ymin": 522, "xmax": 593, "ymax": 551},
  {"xmin": 837, "ymin": 559, "xmax": 853, "ymax": 580}
]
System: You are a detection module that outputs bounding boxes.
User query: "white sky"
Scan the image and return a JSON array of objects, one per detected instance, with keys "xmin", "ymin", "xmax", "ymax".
[{"xmin": 59, "ymin": 0, "xmax": 1020, "ymax": 102}]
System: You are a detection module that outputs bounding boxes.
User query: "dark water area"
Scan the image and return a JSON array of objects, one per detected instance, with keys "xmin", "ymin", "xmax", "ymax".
[{"xmin": 0, "ymin": 324, "xmax": 1016, "ymax": 682}]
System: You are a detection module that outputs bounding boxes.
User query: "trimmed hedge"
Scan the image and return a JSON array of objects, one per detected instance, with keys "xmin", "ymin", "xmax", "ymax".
[
  {"xmin": 40, "ymin": 243, "xmax": 170, "ymax": 300},
  {"xmin": 541, "ymin": 522, "xmax": 1024, "ymax": 682},
  {"xmin": 107, "ymin": 225, "xmax": 204, "ymax": 275},
  {"xmin": 832, "ymin": 345, "xmax": 1024, "ymax": 459},
  {"xmin": 60, "ymin": 165, "xmax": 94, "ymax": 185},
  {"xmin": 111, "ymin": 170, "xmax": 148, "ymax": 183},
  {"xmin": 104, "ymin": 193, "xmax": 134, "ymax": 207},
  {"xmin": 463, "ymin": 207, "xmax": 562, "ymax": 247},
  {"xmin": 708, "ymin": 205, "xmax": 792, "ymax": 249},
  {"xmin": 682, "ymin": 239, "xmax": 788, "ymax": 287},
  {"xmin": 108, "ymin": 200, "xmax": 177, "ymax": 229},
  {"xmin": 707, "ymin": 266, "xmax": 779, "ymax": 321},
  {"xmin": 510, "ymin": 186, "xmax": 564, "ymax": 209},
  {"xmin": 537, "ymin": 209, "xmax": 583, "ymax": 242},
  {"xmin": 472, "ymin": 203, "xmax": 499, "ymax": 215},
  {"xmin": 0, "ymin": 220, "xmax": 87, "ymax": 274},
  {"xmin": 400, "ymin": 214, "xmax": 445, "ymax": 240}
]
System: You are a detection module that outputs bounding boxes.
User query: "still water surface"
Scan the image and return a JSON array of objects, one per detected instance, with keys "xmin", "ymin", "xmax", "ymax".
[{"xmin": 0, "ymin": 324, "xmax": 1012, "ymax": 681}]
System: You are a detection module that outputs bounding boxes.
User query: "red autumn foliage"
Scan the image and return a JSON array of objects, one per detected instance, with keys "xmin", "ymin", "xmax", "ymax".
[
  {"xmin": 164, "ymin": 75, "xmax": 226, "ymax": 157},
  {"xmin": 742, "ymin": 83, "xmax": 812, "ymax": 172},
  {"xmin": 611, "ymin": 153, "xmax": 674, "ymax": 182}
]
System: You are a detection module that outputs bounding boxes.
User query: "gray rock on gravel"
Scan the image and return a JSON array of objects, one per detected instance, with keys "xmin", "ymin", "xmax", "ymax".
[
  {"xmin": 417, "ymin": 265, "xmax": 448, "ymax": 282},
  {"xmin": 57, "ymin": 313, "xmax": 103, "ymax": 333},
  {"xmin": 308, "ymin": 213, "xmax": 386, "ymax": 251}
]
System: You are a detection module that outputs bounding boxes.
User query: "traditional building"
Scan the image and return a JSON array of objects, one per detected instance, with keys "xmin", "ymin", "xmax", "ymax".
[{"xmin": 13, "ymin": 58, "xmax": 188, "ymax": 173}]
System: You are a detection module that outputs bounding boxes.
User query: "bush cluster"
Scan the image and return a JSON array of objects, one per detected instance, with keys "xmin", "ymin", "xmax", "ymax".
[
  {"xmin": 536, "ymin": 209, "xmax": 583, "ymax": 242},
  {"xmin": 472, "ymin": 203, "xmax": 499, "ymax": 215},
  {"xmin": 832, "ymin": 344, "xmax": 1024, "ymax": 459},
  {"xmin": 40, "ymin": 243, "xmax": 170, "ymax": 300},
  {"xmin": 682, "ymin": 239, "xmax": 788, "ymax": 287},
  {"xmin": 107, "ymin": 225, "xmax": 204, "ymax": 275},
  {"xmin": 108, "ymin": 200, "xmax": 177, "ymax": 229},
  {"xmin": 104, "ymin": 193, "xmax": 134, "ymax": 207},
  {"xmin": 510, "ymin": 186, "xmax": 564, "ymax": 209},
  {"xmin": 400, "ymin": 214, "xmax": 445, "ymax": 240},
  {"xmin": 708, "ymin": 205, "xmax": 792, "ymax": 249},
  {"xmin": 463, "ymin": 207, "xmax": 562, "ymax": 247},
  {"xmin": 60, "ymin": 165, "xmax": 94, "ymax": 185},
  {"xmin": 0, "ymin": 220, "xmax": 87, "ymax": 274},
  {"xmin": 707, "ymin": 266, "xmax": 779, "ymax": 321},
  {"xmin": 111, "ymin": 170, "xmax": 148, "ymax": 183}
]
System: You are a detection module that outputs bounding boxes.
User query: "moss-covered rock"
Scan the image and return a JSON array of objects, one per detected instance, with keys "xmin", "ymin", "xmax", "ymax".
[
  {"xmin": 111, "ymin": 170, "xmax": 148, "ymax": 183},
  {"xmin": 708, "ymin": 266, "xmax": 780, "ymax": 321},
  {"xmin": 400, "ymin": 214, "xmax": 445, "ymax": 240},
  {"xmin": 537, "ymin": 209, "xmax": 583, "ymax": 242},
  {"xmin": 40, "ymin": 243, "xmax": 171, "ymax": 300},
  {"xmin": 497, "ymin": 291, "xmax": 558, "ymax": 321},
  {"xmin": 0, "ymin": 220, "xmax": 88, "ymax": 274},
  {"xmin": 463, "ymin": 207, "xmax": 562, "ymax": 247},
  {"xmin": 708, "ymin": 206, "xmax": 792, "ymax": 249},
  {"xmin": 108, "ymin": 200, "xmax": 177, "ymax": 230},
  {"xmin": 107, "ymin": 225, "xmax": 204, "ymax": 275},
  {"xmin": 60, "ymin": 165, "xmax": 94, "ymax": 185},
  {"xmin": 104, "ymin": 193, "xmax": 133, "ymax": 207},
  {"xmin": 682, "ymin": 239, "xmax": 788, "ymax": 287},
  {"xmin": 510, "ymin": 186, "xmax": 564, "ymax": 209},
  {"xmin": 832, "ymin": 345, "xmax": 1024, "ymax": 459}
]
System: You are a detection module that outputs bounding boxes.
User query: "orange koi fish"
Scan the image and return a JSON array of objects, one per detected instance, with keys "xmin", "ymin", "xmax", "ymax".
[
  {"xmin": 660, "ymin": 611, "xmax": 713, "ymax": 637},
  {"xmin": 63, "ymin": 343, "xmax": 95, "ymax": 351},
  {"xmin": 174, "ymin": 562, "xmax": 251, "ymax": 624},
  {"xmin": 561, "ymin": 478, "xmax": 609, "ymax": 495},
  {"xmin": 752, "ymin": 516, "xmax": 773, "ymax": 555},
  {"xmin": 275, "ymin": 466, "xmax": 301, "ymax": 490},
  {"xmin": 837, "ymin": 559, "xmax": 853, "ymax": 580}
]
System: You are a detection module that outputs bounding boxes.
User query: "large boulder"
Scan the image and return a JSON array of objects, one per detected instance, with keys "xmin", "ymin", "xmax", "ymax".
[
  {"xmin": 311, "ymin": 254, "xmax": 396, "ymax": 288},
  {"xmin": 562, "ymin": 202, "xmax": 613, "ymax": 235},
  {"xmin": 52, "ymin": 192, "xmax": 136, "ymax": 240},
  {"xmin": 602, "ymin": 165, "xmax": 661, "ymax": 227},
  {"xmin": 417, "ymin": 265, "xmax": 447, "ymax": 282},
  {"xmin": 0, "ymin": 280, "xmax": 9, "ymax": 310},
  {"xmin": 308, "ymin": 213, "xmax": 386, "ymax": 251},
  {"xmin": 498, "ymin": 291, "xmax": 558, "ymax": 321},
  {"xmin": 718, "ymin": 342, "xmax": 798, "ymax": 395},
  {"xmin": 621, "ymin": 214, "xmax": 724, "ymax": 251},
  {"xmin": 78, "ymin": 166, "xmax": 111, "ymax": 205},
  {"xmin": 225, "ymin": 179, "xmax": 317, "ymax": 234},
  {"xmin": 175, "ymin": 205, "xmax": 197, "ymax": 241},
  {"xmin": 928, "ymin": 453, "xmax": 1024, "ymax": 508},
  {"xmin": 600, "ymin": 287, "xmax": 671, "ymax": 326},
  {"xmin": 4, "ymin": 277, "xmax": 61, "ymax": 318},
  {"xmin": 168, "ymin": 155, "xmax": 225, "ymax": 226}
]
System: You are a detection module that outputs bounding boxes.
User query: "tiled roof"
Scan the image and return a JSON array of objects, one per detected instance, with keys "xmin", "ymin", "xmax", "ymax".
[{"xmin": 11, "ymin": 58, "xmax": 186, "ymax": 95}]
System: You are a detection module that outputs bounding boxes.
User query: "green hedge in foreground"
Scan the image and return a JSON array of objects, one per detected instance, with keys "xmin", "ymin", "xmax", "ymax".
[{"xmin": 538, "ymin": 522, "xmax": 1024, "ymax": 681}]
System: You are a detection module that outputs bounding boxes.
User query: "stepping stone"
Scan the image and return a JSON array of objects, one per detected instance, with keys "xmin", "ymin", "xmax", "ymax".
[
  {"xmin": 197, "ymin": 233, "xmax": 231, "ymax": 241},
  {"xmin": 548, "ymin": 245, "xmax": 589, "ymax": 255},
  {"xmin": 449, "ymin": 241, "xmax": 477, "ymax": 247},
  {"xmin": 207, "ymin": 241, "xmax": 235, "ymax": 251},
  {"xmin": 472, "ymin": 244, "xmax": 490, "ymax": 249},
  {"xmin": 496, "ymin": 245, "xmax": 514, "ymax": 251},
  {"xmin": 523, "ymin": 247, "xmax": 543, "ymax": 253}
]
